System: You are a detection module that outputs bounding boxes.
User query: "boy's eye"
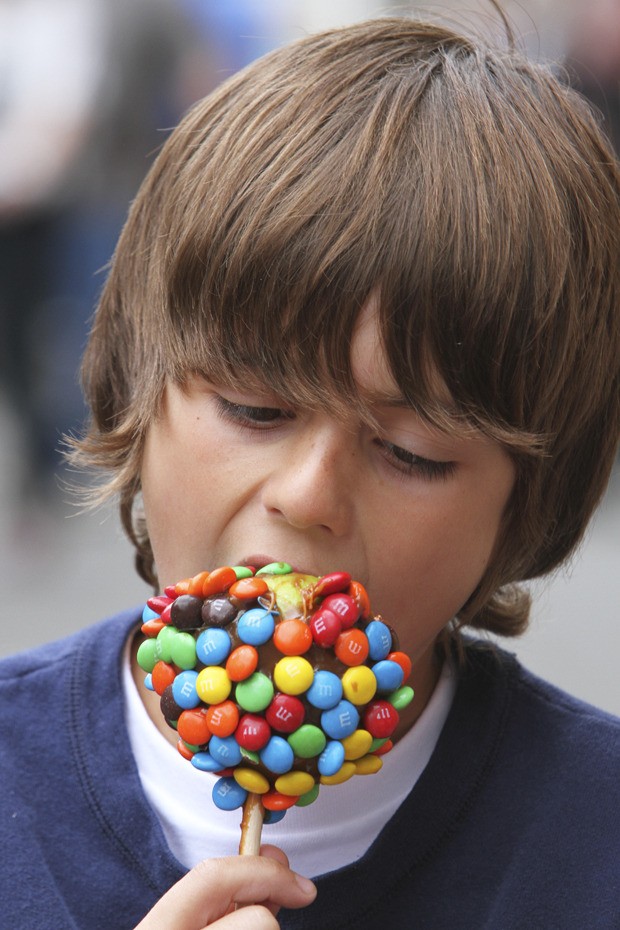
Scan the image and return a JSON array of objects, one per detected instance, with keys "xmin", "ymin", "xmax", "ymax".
[
  {"xmin": 377, "ymin": 439, "xmax": 457, "ymax": 481},
  {"xmin": 214, "ymin": 395, "xmax": 455, "ymax": 479},
  {"xmin": 214, "ymin": 396, "xmax": 293, "ymax": 427}
]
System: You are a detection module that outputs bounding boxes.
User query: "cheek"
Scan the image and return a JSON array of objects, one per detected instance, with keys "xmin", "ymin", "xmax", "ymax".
[
  {"xmin": 140, "ymin": 425, "xmax": 211, "ymax": 579},
  {"xmin": 378, "ymin": 527, "xmax": 485, "ymax": 623},
  {"xmin": 140, "ymin": 409, "xmax": 254, "ymax": 583},
  {"xmin": 371, "ymin": 479, "xmax": 511, "ymax": 644},
  {"xmin": 140, "ymin": 432, "xmax": 176, "ymax": 569}
]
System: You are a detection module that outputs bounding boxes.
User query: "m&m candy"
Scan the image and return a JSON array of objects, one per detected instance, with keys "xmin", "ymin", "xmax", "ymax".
[{"xmin": 137, "ymin": 564, "xmax": 414, "ymax": 826}]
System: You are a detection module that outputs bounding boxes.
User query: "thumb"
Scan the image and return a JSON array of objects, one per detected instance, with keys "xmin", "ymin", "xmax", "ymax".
[{"xmin": 135, "ymin": 854, "xmax": 316, "ymax": 930}]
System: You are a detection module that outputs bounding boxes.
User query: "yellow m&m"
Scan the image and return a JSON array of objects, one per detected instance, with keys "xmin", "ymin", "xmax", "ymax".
[
  {"xmin": 342, "ymin": 728, "xmax": 373, "ymax": 760},
  {"xmin": 355, "ymin": 754, "xmax": 383, "ymax": 775},
  {"xmin": 273, "ymin": 656, "xmax": 314, "ymax": 695},
  {"xmin": 196, "ymin": 666, "xmax": 232, "ymax": 705},
  {"xmin": 341, "ymin": 666, "xmax": 377, "ymax": 705},
  {"xmin": 320, "ymin": 762, "xmax": 356, "ymax": 785},
  {"xmin": 234, "ymin": 768, "xmax": 270, "ymax": 794},
  {"xmin": 275, "ymin": 771, "xmax": 315, "ymax": 796}
]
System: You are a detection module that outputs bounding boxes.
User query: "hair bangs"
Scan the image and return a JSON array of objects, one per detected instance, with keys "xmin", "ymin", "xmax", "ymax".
[{"xmin": 158, "ymin": 38, "xmax": 572, "ymax": 453}]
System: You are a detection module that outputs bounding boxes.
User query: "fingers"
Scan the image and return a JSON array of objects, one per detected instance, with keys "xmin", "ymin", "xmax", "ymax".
[
  {"xmin": 135, "ymin": 853, "xmax": 316, "ymax": 930},
  {"xmin": 197, "ymin": 855, "xmax": 317, "ymax": 913},
  {"xmin": 203, "ymin": 904, "xmax": 281, "ymax": 930},
  {"xmin": 254, "ymin": 846, "xmax": 292, "ymax": 917},
  {"xmin": 258, "ymin": 845, "xmax": 290, "ymax": 867}
]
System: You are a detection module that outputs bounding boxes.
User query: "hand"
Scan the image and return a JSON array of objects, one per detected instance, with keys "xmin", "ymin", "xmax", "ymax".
[{"xmin": 134, "ymin": 846, "xmax": 317, "ymax": 929}]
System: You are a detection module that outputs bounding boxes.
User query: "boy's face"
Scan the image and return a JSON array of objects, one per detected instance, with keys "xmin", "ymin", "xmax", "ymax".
[{"xmin": 141, "ymin": 304, "xmax": 514, "ymax": 713}]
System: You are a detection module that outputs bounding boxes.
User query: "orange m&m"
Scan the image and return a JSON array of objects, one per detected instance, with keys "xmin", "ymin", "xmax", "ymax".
[
  {"xmin": 151, "ymin": 660, "xmax": 177, "ymax": 696},
  {"xmin": 229, "ymin": 577, "xmax": 269, "ymax": 600},
  {"xmin": 335, "ymin": 628, "xmax": 369, "ymax": 666},
  {"xmin": 202, "ymin": 566, "xmax": 238, "ymax": 597},
  {"xmin": 225, "ymin": 645, "xmax": 259, "ymax": 682},
  {"xmin": 273, "ymin": 619, "xmax": 313, "ymax": 656},
  {"xmin": 387, "ymin": 651, "xmax": 412, "ymax": 681},
  {"xmin": 178, "ymin": 707, "xmax": 212, "ymax": 746},
  {"xmin": 205, "ymin": 700, "xmax": 239, "ymax": 737}
]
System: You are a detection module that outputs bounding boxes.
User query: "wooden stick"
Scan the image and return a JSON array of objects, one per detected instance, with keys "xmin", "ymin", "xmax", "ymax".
[{"xmin": 239, "ymin": 793, "xmax": 264, "ymax": 856}]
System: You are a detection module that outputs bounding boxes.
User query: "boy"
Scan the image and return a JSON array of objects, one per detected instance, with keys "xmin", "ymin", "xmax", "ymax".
[{"xmin": 1, "ymin": 14, "xmax": 619, "ymax": 930}]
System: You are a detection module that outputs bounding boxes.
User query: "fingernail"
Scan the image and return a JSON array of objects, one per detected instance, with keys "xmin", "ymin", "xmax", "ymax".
[{"xmin": 294, "ymin": 873, "xmax": 317, "ymax": 897}]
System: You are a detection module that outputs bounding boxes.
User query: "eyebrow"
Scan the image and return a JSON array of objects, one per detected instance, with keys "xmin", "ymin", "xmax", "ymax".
[{"xmin": 364, "ymin": 389, "xmax": 457, "ymax": 416}]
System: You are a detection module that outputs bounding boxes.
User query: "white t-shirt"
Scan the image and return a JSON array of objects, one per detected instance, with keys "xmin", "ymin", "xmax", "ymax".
[{"xmin": 123, "ymin": 648, "xmax": 456, "ymax": 877}]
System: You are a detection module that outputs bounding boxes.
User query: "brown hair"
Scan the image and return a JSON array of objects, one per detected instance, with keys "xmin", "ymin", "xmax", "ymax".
[{"xmin": 73, "ymin": 16, "xmax": 620, "ymax": 637}]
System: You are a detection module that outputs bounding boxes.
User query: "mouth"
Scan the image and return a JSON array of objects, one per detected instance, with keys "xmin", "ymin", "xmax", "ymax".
[{"xmin": 237, "ymin": 554, "xmax": 315, "ymax": 576}]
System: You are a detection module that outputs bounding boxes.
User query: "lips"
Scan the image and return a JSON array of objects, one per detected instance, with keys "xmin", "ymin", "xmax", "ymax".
[{"xmin": 237, "ymin": 554, "xmax": 311, "ymax": 575}]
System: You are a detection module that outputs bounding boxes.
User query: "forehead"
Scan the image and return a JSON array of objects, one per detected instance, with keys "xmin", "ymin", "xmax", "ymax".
[
  {"xmin": 350, "ymin": 299, "xmax": 399, "ymax": 400},
  {"xmin": 350, "ymin": 299, "xmax": 454, "ymax": 413}
]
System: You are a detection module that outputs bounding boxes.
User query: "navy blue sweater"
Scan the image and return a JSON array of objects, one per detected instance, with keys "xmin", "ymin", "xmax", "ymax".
[{"xmin": 1, "ymin": 611, "xmax": 618, "ymax": 929}]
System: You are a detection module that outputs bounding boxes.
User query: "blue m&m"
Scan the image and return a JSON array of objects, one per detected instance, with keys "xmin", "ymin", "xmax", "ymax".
[
  {"xmin": 172, "ymin": 670, "xmax": 200, "ymax": 709},
  {"xmin": 209, "ymin": 735, "xmax": 243, "ymax": 768},
  {"xmin": 306, "ymin": 669, "xmax": 343, "ymax": 709},
  {"xmin": 142, "ymin": 604, "xmax": 160, "ymax": 624},
  {"xmin": 321, "ymin": 700, "xmax": 360, "ymax": 740},
  {"xmin": 191, "ymin": 752, "xmax": 224, "ymax": 773},
  {"xmin": 318, "ymin": 740, "xmax": 346, "ymax": 776},
  {"xmin": 196, "ymin": 627, "xmax": 232, "ymax": 666},
  {"xmin": 212, "ymin": 777, "xmax": 248, "ymax": 811},
  {"xmin": 237, "ymin": 608, "xmax": 275, "ymax": 646},
  {"xmin": 365, "ymin": 620, "xmax": 393, "ymax": 660},
  {"xmin": 259, "ymin": 735, "xmax": 295, "ymax": 774},
  {"xmin": 372, "ymin": 659, "xmax": 404, "ymax": 693}
]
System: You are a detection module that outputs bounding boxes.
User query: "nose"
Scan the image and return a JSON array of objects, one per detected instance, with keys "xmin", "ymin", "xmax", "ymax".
[{"xmin": 261, "ymin": 423, "xmax": 356, "ymax": 536}]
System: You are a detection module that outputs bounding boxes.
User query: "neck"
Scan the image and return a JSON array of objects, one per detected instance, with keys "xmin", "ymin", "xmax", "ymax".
[{"xmin": 392, "ymin": 641, "xmax": 442, "ymax": 741}]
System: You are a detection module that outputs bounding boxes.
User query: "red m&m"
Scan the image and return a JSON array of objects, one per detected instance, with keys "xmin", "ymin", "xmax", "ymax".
[
  {"xmin": 265, "ymin": 693, "xmax": 305, "ymax": 733},
  {"xmin": 321, "ymin": 593, "xmax": 360, "ymax": 629},
  {"xmin": 235, "ymin": 714, "xmax": 271, "ymax": 751},
  {"xmin": 363, "ymin": 699, "xmax": 400, "ymax": 739},
  {"xmin": 310, "ymin": 608, "xmax": 341, "ymax": 647}
]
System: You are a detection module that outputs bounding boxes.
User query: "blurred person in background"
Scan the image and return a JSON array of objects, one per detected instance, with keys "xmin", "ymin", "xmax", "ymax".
[
  {"xmin": 564, "ymin": 0, "xmax": 620, "ymax": 153},
  {"xmin": 0, "ymin": 0, "xmax": 199, "ymax": 510},
  {"xmin": 0, "ymin": 0, "xmax": 302, "ymax": 517}
]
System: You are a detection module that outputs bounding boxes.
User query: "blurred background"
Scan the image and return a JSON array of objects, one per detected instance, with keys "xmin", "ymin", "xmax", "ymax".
[{"xmin": 1, "ymin": 0, "xmax": 618, "ymax": 715}]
